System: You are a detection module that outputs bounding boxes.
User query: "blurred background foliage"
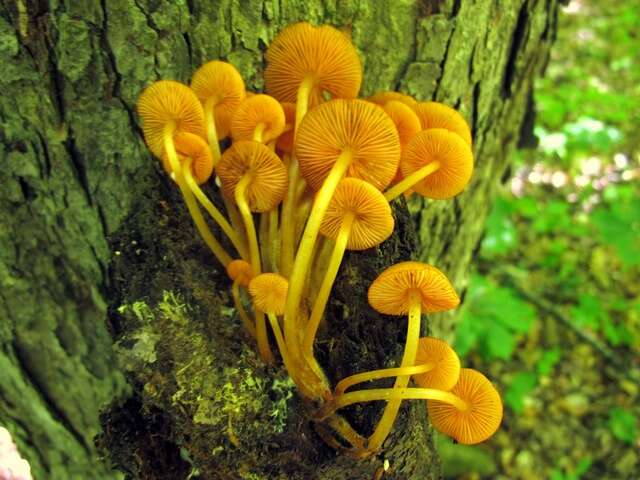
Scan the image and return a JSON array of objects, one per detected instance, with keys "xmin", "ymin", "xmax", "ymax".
[{"xmin": 439, "ymin": 1, "xmax": 640, "ymax": 478}]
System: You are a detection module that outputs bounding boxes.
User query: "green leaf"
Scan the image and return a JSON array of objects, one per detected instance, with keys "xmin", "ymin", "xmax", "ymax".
[
  {"xmin": 608, "ymin": 407, "xmax": 638, "ymax": 444},
  {"xmin": 537, "ymin": 348, "xmax": 562, "ymax": 376},
  {"xmin": 504, "ymin": 371, "xmax": 537, "ymax": 414}
]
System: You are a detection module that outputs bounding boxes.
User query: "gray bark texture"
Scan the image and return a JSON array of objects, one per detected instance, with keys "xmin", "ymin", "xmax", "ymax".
[{"xmin": 0, "ymin": 0, "xmax": 559, "ymax": 479}]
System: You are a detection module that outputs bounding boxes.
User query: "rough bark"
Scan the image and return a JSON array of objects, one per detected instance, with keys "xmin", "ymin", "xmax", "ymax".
[{"xmin": 0, "ymin": 1, "xmax": 559, "ymax": 479}]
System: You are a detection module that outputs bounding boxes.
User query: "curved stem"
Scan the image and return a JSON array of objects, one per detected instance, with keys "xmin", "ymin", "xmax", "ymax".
[
  {"xmin": 204, "ymin": 97, "xmax": 222, "ymax": 165},
  {"xmin": 183, "ymin": 168, "xmax": 249, "ymax": 260},
  {"xmin": 302, "ymin": 214, "xmax": 354, "ymax": 362},
  {"xmin": 324, "ymin": 414, "xmax": 367, "ymax": 450},
  {"xmin": 283, "ymin": 151, "xmax": 352, "ymax": 359},
  {"xmin": 235, "ymin": 176, "xmax": 261, "ymax": 276},
  {"xmin": 232, "ymin": 281, "xmax": 256, "ymax": 338},
  {"xmin": 333, "ymin": 363, "xmax": 435, "ymax": 397},
  {"xmin": 222, "ymin": 191, "xmax": 248, "ymax": 251},
  {"xmin": 384, "ymin": 162, "xmax": 440, "ymax": 202},
  {"xmin": 164, "ymin": 125, "xmax": 231, "ymax": 267},
  {"xmin": 318, "ymin": 387, "xmax": 468, "ymax": 420},
  {"xmin": 235, "ymin": 176, "xmax": 273, "ymax": 363},
  {"xmin": 367, "ymin": 291, "xmax": 422, "ymax": 451}
]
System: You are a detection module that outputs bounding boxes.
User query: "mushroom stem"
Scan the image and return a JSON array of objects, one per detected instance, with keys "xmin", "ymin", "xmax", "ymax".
[
  {"xmin": 302, "ymin": 213, "xmax": 354, "ymax": 363},
  {"xmin": 235, "ymin": 175, "xmax": 262, "ymax": 276},
  {"xmin": 317, "ymin": 386, "xmax": 468, "ymax": 420},
  {"xmin": 295, "ymin": 76, "xmax": 315, "ymax": 130},
  {"xmin": 203, "ymin": 97, "xmax": 222, "ymax": 165},
  {"xmin": 333, "ymin": 363, "xmax": 434, "ymax": 396},
  {"xmin": 367, "ymin": 290, "xmax": 422, "ymax": 451},
  {"xmin": 253, "ymin": 122, "xmax": 266, "ymax": 143},
  {"xmin": 280, "ymin": 155, "xmax": 301, "ymax": 277},
  {"xmin": 268, "ymin": 208, "xmax": 279, "ymax": 272},
  {"xmin": 164, "ymin": 124, "xmax": 232, "ymax": 266},
  {"xmin": 384, "ymin": 161, "xmax": 440, "ymax": 201},
  {"xmin": 183, "ymin": 167, "xmax": 249, "ymax": 260},
  {"xmin": 284, "ymin": 150, "xmax": 352, "ymax": 360},
  {"xmin": 232, "ymin": 281, "xmax": 256, "ymax": 338},
  {"xmin": 266, "ymin": 312, "xmax": 296, "ymax": 376},
  {"xmin": 235, "ymin": 176, "xmax": 274, "ymax": 363}
]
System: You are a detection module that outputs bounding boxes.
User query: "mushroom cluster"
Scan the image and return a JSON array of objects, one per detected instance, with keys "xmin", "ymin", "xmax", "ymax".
[{"xmin": 136, "ymin": 22, "xmax": 501, "ymax": 457}]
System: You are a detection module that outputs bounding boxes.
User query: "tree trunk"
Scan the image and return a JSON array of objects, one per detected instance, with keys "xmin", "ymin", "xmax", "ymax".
[{"xmin": 0, "ymin": 1, "xmax": 559, "ymax": 479}]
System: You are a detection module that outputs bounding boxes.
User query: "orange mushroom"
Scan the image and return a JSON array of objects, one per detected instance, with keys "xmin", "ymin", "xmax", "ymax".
[
  {"xmin": 365, "ymin": 262, "xmax": 460, "ymax": 452},
  {"xmin": 190, "ymin": 60, "xmax": 246, "ymax": 162},
  {"xmin": 265, "ymin": 22, "xmax": 362, "ymax": 128},
  {"xmin": 319, "ymin": 369, "xmax": 502, "ymax": 446},
  {"xmin": 283, "ymin": 99, "xmax": 400, "ymax": 366},
  {"xmin": 332, "ymin": 337, "xmax": 460, "ymax": 396},
  {"xmin": 162, "ymin": 132, "xmax": 248, "ymax": 259},
  {"xmin": 231, "ymin": 94, "xmax": 286, "ymax": 144},
  {"xmin": 428, "ymin": 368, "xmax": 503, "ymax": 444},
  {"xmin": 303, "ymin": 178, "xmax": 394, "ymax": 372},
  {"xmin": 137, "ymin": 80, "xmax": 231, "ymax": 266},
  {"xmin": 218, "ymin": 141, "xmax": 288, "ymax": 362},
  {"xmin": 382, "ymin": 101, "xmax": 422, "ymax": 147},
  {"xmin": 384, "ymin": 128, "xmax": 474, "ymax": 201},
  {"xmin": 413, "ymin": 101, "xmax": 472, "ymax": 147}
]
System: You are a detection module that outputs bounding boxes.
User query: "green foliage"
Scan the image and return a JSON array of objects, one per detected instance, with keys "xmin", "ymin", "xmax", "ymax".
[
  {"xmin": 607, "ymin": 407, "xmax": 638, "ymax": 445},
  {"xmin": 504, "ymin": 371, "xmax": 537, "ymax": 414},
  {"xmin": 455, "ymin": 275, "xmax": 535, "ymax": 361},
  {"xmin": 550, "ymin": 458, "xmax": 592, "ymax": 480}
]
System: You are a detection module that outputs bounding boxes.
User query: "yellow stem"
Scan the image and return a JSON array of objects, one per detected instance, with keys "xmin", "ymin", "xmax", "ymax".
[
  {"xmin": 204, "ymin": 97, "xmax": 222, "ymax": 166},
  {"xmin": 268, "ymin": 208, "xmax": 279, "ymax": 273},
  {"xmin": 384, "ymin": 162, "xmax": 440, "ymax": 201},
  {"xmin": 253, "ymin": 122, "xmax": 266, "ymax": 143},
  {"xmin": 235, "ymin": 176, "xmax": 273, "ymax": 363},
  {"xmin": 164, "ymin": 125, "xmax": 231, "ymax": 267},
  {"xmin": 333, "ymin": 363, "xmax": 435, "ymax": 397},
  {"xmin": 367, "ymin": 291, "xmax": 422, "ymax": 451},
  {"xmin": 183, "ymin": 168, "xmax": 249, "ymax": 260},
  {"xmin": 324, "ymin": 414, "xmax": 367, "ymax": 450},
  {"xmin": 280, "ymin": 155, "xmax": 300, "ymax": 277},
  {"xmin": 295, "ymin": 76, "xmax": 315, "ymax": 132},
  {"xmin": 318, "ymin": 387, "xmax": 468, "ymax": 420},
  {"xmin": 222, "ymin": 191, "xmax": 248, "ymax": 251},
  {"xmin": 267, "ymin": 312, "xmax": 294, "ymax": 372},
  {"xmin": 303, "ymin": 214, "xmax": 354, "ymax": 362},
  {"xmin": 259, "ymin": 211, "xmax": 269, "ymax": 271},
  {"xmin": 283, "ymin": 150, "xmax": 352, "ymax": 367},
  {"xmin": 232, "ymin": 282, "xmax": 256, "ymax": 338}
]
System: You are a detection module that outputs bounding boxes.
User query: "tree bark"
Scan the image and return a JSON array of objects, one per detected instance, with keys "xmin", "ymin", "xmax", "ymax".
[{"xmin": 0, "ymin": 1, "xmax": 559, "ymax": 479}]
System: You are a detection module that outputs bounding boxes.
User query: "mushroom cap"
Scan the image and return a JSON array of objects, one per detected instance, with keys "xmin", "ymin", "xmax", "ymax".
[
  {"xmin": 137, "ymin": 80, "xmax": 206, "ymax": 158},
  {"xmin": 413, "ymin": 337, "xmax": 461, "ymax": 391},
  {"xmin": 190, "ymin": 60, "xmax": 246, "ymax": 139},
  {"xmin": 217, "ymin": 141, "xmax": 288, "ymax": 212},
  {"xmin": 161, "ymin": 132, "xmax": 213, "ymax": 184},
  {"xmin": 295, "ymin": 99, "xmax": 400, "ymax": 191},
  {"xmin": 231, "ymin": 94, "xmax": 286, "ymax": 144},
  {"xmin": 368, "ymin": 91, "xmax": 417, "ymax": 108},
  {"xmin": 400, "ymin": 128, "xmax": 473, "ymax": 199},
  {"xmin": 428, "ymin": 368, "xmax": 503, "ymax": 445},
  {"xmin": 276, "ymin": 102, "xmax": 296, "ymax": 153},
  {"xmin": 249, "ymin": 273, "xmax": 289, "ymax": 315},
  {"xmin": 320, "ymin": 178, "xmax": 394, "ymax": 250},
  {"xmin": 413, "ymin": 102, "xmax": 472, "ymax": 146},
  {"xmin": 226, "ymin": 259, "xmax": 254, "ymax": 287},
  {"xmin": 382, "ymin": 101, "xmax": 421, "ymax": 147},
  {"xmin": 265, "ymin": 22, "xmax": 362, "ymax": 107},
  {"xmin": 367, "ymin": 261, "xmax": 460, "ymax": 315}
]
